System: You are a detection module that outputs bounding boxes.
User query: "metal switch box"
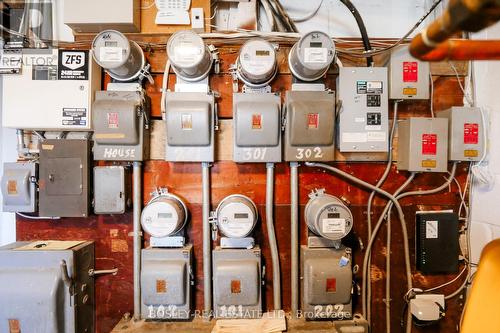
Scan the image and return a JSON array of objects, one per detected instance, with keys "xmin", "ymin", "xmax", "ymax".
[
  {"xmin": 93, "ymin": 166, "xmax": 129, "ymax": 214},
  {"xmin": 141, "ymin": 245, "xmax": 193, "ymax": 320},
  {"xmin": 0, "ymin": 241, "xmax": 94, "ymax": 333},
  {"xmin": 337, "ymin": 67, "xmax": 389, "ymax": 152},
  {"xmin": 1, "ymin": 162, "xmax": 37, "ymax": 213},
  {"xmin": 233, "ymin": 93, "xmax": 282, "ymax": 163},
  {"xmin": 389, "ymin": 45, "xmax": 430, "ymax": 100},
  {"xmin": 93, "ymin": 91, "xmax": 150, "ymax": 161},
  {"xmin": 284, "ymin": 90, "xmax": 336, "ymax": 162},
  {"xmin": 301, "ymin": 246, "xmax": 353, "ymax": 320},
  {"xmin": 213, "ymin": 247, "xmax": 262, "ymax": 318},
  {"xmin": 437, "ymin": 107, "xmax": 484, "ymax": 161},
  {"xmin": 397, "ymin": 118, "xmax": 449, "ymax": 172},
  {"xmin": 165, "ymin": 92, "xmax": 215, "ymax": 162},
  {"xmin": 39, "ymin": 139, "xmax": 91, "ymax": 217}
]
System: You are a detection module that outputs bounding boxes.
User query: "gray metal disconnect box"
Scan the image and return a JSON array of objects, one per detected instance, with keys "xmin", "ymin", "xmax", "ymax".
[
  {"xmin": 397, "ymin": 117, "xmax": 449, "ymax": 172},
  {"xmin": 233, "ymin": 92, "xmax": 282, "ymax": 163},
  {"xmin": 0, "ymin": 241, "xmax": 94, "ymax": 333},
  {"xmin": 284, "ymin": 90, "xmax": 336, "ymax": 162},
  {"xmin": 212, "ymin": 246, "xmax": 262, "ymax": 318},
  {"xmin": 93, "ymin": 166, "xmax": 129, "ymax": 214},
  {"xmin": 141, "ymin": 245, "xmax": 193, "ymax": 320},
  {"xmin": 1, "ymin": 162, "xmax": 37, "ymax": 213},
  {"xmin": 301, "ymin": 246, "xmax": 352, "ymax": 320}
]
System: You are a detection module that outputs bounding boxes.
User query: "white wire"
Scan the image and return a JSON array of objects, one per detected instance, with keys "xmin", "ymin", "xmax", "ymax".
[
  {"xmin": 160, "ymin": 60, "xmax": 171, "ymax": 119},
  {"xmin": 471, "ymin": 107, "xmax": 495, "ymax": 189},
  {"xmin": 16, "ymin": 212, "xmax": 60, "ymax": 220},
  {"xmin": 287, "ymin": 0, "xmax": 324, "ymax": 22},
  {"xmin": 429, "ymin": 70, "xmax": 435, "ymax": 118}
]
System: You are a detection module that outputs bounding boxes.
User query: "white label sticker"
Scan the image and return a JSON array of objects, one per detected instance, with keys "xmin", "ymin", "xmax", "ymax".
[
  {"xmin": 426, "ymin": 220, "xmax": 438, "ymax": 239},
  {"xmin": 99, "ymin": 47, "xmax": 123, "ymax": 62},
  {"xmin": 304, "ymin": 48, "xmax": 328, "ymax": 63},
  {"xmin": 342, "ymin": 132, "xmax": 367, "ymax": 143},
  {"xmin": 322, "ymin": 218, "xmax": 346, "ymax": 234},
  {"xmin": 354, "ymin": 117, "xmax": 365, "ymax": 123},
  {"xmin": 367, "ymin": 131, "xmax": 386, "ymax": 142}
]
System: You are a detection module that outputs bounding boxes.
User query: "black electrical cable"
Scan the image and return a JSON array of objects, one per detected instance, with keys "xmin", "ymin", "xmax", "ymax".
[{"xmin": 338, "ymin": 0, "xmax": 373, "ymax": 66}]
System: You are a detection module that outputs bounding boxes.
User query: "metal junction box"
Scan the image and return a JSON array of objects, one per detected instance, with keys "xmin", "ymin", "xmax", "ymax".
[
  {"xmin": 1, "ymin": 162, "xmax": 37, "ymax": 213},
  {"xmin": 437, "ymin": 107, "xmax": 484, "ymax": 161},
  {"xmin": 213, "ymin": 247, "xmax": 262, "ymax": 319},
  {"xmin": 39, "ymin": 139, "xmax": 91, "ymax": 217},
  {"xmin": 284, "ymin": 91, "xmax": 336, "ymax": 162},
  {"xmin": 301, "ymin": 246, "xmax": 353, "ymax": 320},
  {"xmin": 337, "ymin": 67, "xmax": 389, "ymax": 152},
  {"xmin": 93, "ymin": 91, "xmax": 150, "ymax": 161},
  {"xmin": 165, "ymin": 92, "xmax": 215, "ymax": 162},
  {"xmin": 93, "ymin": 166, "xmax": 129, "ymax": 214},
  {"xmin": 233, "ymin": 93, "xmax": 282, "ymax": 163},
  {"xmin": 141, "ymin": 245, "xmax": 193, "ymax": 320},
  {"xmin": 397, "ymin": 118, "xmax": 449, "ymax": 172},
  {"xmin": 389, "ymin": 46, "xmax": 430, "ymax": 100},
  {"xmin": 0, "ymin": 241, "xmax": 95, "ymax": 333},
  {"xmin": 2, "ymin": 49, "xmax": 100, "ymax": 130}
]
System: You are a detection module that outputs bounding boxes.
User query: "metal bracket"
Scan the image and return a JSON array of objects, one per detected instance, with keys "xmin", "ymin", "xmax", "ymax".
[
  {"xmin": 208, "ymin": 44, "xmax": 220, "ymax": 74},
  {"xmin": 209, "ymin": 211, "xmax": 218, "ymax": 241},
  {"xmin": 88, "ymin": 268, "xmax": 118, "ymax": 277}
]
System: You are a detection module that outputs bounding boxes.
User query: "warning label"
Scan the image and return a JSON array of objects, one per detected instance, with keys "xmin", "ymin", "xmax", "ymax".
[
  {"xmin": 62, "ymin": 108, "xmax": 87, "ymax": 126},
  {"xmin": 107, "ymin": 112, "xmax": 119, "ymax": 129},
  {"xmin": 422, "ymin": 134, "xmax": 437, "ymax": 155},
  {"xmin": 464, "ymin": 123, "xmax": 479, "ymax": 144},
  {"xmin": 58, "ymin": 50, "xmax": 89, "ymax": 80},
  {"xmin": 403, "ymin": 61, "xmax": 418, "ymax": 82}
]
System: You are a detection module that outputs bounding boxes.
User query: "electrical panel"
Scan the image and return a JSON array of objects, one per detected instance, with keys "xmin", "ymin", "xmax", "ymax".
[
  {"xmin": 64, "ymin": 0, "xmax": 140, "ymax": 33},
  {"xmin": 2, "ymin": 49, "xmax": 101, "ymax": 130},
  {"xmin": 389, "ymin": 46, "xmax": 430, "ymax": 100},
  {"xmin": 301, "ymin": 246, "xmax": 353, "ymax": 320},
  {"xmin": 437, "ymin": 107, "xmax": 484, "ymax": 161},
  {"xmin": 141, "ymin": 246, "xmax": 193, "ymax": 320},
  {"xmin": 1, "ymin": 162, "xmax": 37, "ymax": 213},
  {"xmin": 93, "ymin": 166, "xmax": 129, "ymax": 215},
  {"xmin": 397, "ymin": 118, "xmax": 449, "ymax": 173},
  {"xmin": 165, "ymin": 92, "xmax": 215, "ymax": 162},
  {"xmin": 233, "ymin": 93, "xmax": 282, "ymax": 163},
  {"xmin": 284, "ymin": 91, "xmax": 336, "ymax": 162},
  {"xmin": 0, "ymin": 241, "xmax": 94, "ymax": 333},
  {"xmin": 337, "ymin": 67, "xmax": 389, "ymax": 152},
  {"xmin": 92, "ymin": 90, "xmax": 150, "ymax": 161},
  {"xmin": 39, "ymin": 139, "xmax": 91, "ymax": 217},
  {"xmin": 416, "ymin": 211, "xmax": 459, "ymax": 274},
  {"xmin": 212, "ymin": 247, "xmax": 262, "ymax": 319}
]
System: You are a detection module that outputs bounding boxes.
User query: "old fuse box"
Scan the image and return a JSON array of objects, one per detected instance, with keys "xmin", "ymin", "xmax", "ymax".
[
  {"xmin": 389, "ymin": 45, "xmax": 430, "ymax": 100},
  {"xmin": 397, "ymin": 118, "xmax": 449, "ymax": 172},
  {"xmin": 39, "ymin": 139, "xmax": 91, "ymax": 217},
  {"xmin": 1, "ymin": 162, "xmax": 37, "ymax": 213},
  {"xmin": 284, "ymin": 90, "xmax": 336, "ymax": 162},
  {"xmin": 93, "ymin": 166, "xmax": 130, "ymax": 214},
  {"xmin": 0, "ymin": 241, "xmax": 94, "ymax": 333},
  {"xmin": 93, "ymin": 90, "xmax": 150, "ymax": 161},
  {"xmin": 337, "ymin": 67, "xmax": 389, "ymax": 152},
  {"xmin": 437, "ymin": 107, "xmax": 484, "ymax": 161},
  {"xmin": 2, "ymin": 49, "xmax": 100, "ymax": 130}
]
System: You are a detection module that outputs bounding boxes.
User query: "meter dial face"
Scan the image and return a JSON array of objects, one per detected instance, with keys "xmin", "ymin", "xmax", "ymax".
[
  {"xmin": 316, "ymin": 203, "xmax": 353, "ymax": 240},
  {"xmin": 141, "ymin": 198, "xmax": 186, "ymax": 238},
  {"xmin": 167, "ymin": 30, "xmax": 206, "ymax": 69},
  {"xmin": 217, "ymin": 196, "xmax": 258, "ymax": 238},
  {"xmin": 92, "ymin": 30, "xmax": 130, "ymax": 69},
  {"xmin": 238, "ymin": 39, "xmax": 277, "ymax": 84},
  {"xmin": 296, "ymin": 31, "xmax": 335, "ymax": 70}
]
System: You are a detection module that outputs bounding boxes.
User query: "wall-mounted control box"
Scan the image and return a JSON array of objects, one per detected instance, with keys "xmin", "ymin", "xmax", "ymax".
[
  {"xmin": 389, "ymin": 46, "xmax": 430, "ymax": 100},
  {"xmin": 93, "ymin": 90, "xmax": 150, "ymax": 161},
  {"xmin": 301, "ymin": 245, "xmax": 353, "ymax": 320},
  {"xmin": 213, "ymin": 247, "xmax": 262, "ymax": 319},
  {"xmin": 93, "ymin": 166, "xmax": 130, "ymax": 215},
  {"xmin": 397, "ymin": 118, "xmax": 448, "ymax": 172},
  {"xmin": 165, "ymin": 92, "xmax": 215, "ymax": 162},
  {"xmin": 141, "ymin": 246, "xmax": 193, "ymax": 320},
  {"xmin": 337, "ymin": 67, "xmax": 389, "ymax": 152},
  {"xmin": 233, "ymin": 93, "xmax": 281, "ymax": 163},
  {"xmin": 1, "ymin": 162, "xmax": 37, "ymax": 213},
  {"xmin": 437, "ymin": 107, "xmax": 484, "ymax": 161},
  {"xmin": 2, "ymin": 49, "xmax": 101, "ymax": 130},
  {"xmin": 39, "ymin": 139, "xmax": 91, "ymax": 217},
  {"xmin": 284, "ymin": 91, "xmax": 336, "ymax": 162},
  {"xmin": 0, "ymin": 241, "xmax": 95, "ymax": 333}
]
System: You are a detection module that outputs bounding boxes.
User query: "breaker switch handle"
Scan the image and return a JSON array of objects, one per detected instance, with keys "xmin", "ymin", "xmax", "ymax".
[{"xmin": 88, "ymin": 268, "xmax": 118, "ymax": 277}]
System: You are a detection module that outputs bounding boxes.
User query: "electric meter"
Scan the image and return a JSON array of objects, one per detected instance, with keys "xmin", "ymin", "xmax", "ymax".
[
  {"xmin": 216, "ymin": 195, "xmax": 258, "ymax": 238},
  {"xmin": 141, "ymin": 189, "xmax": 188, "ymax": 238},
  {"xmin": 92, "ymin": 30, "xmax": 146, "ymax": 82},
  {"xmin": 288, "ymin": 31, "xmax": 335, "ymax": 82},
  {"xmin": 305, "ymin": 189, "xmax": 353, "ymax": 241},
  {"xmin": 167, "ymin": 30, "xmax": 213, "ymax": 82},
  {"xmin": 236, "ymin": 39, "xmax": 277, "ymax": 87}
]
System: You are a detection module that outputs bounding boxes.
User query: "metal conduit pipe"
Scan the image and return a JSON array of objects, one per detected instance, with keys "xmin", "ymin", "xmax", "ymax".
[
  {"xmin": 202, "ymin": 162, "xmax": 212, "ymax": 319},
  {"xmin": 266, "ymin": 163, "xmax": 281, "ymax": 310},
  {"xmin": 133, "ymin": 161, "xmax": 142, "ymax": 320},
  {"xmin": 290, "ymin": 162, "xmax": 299, "ymax": 317}
]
